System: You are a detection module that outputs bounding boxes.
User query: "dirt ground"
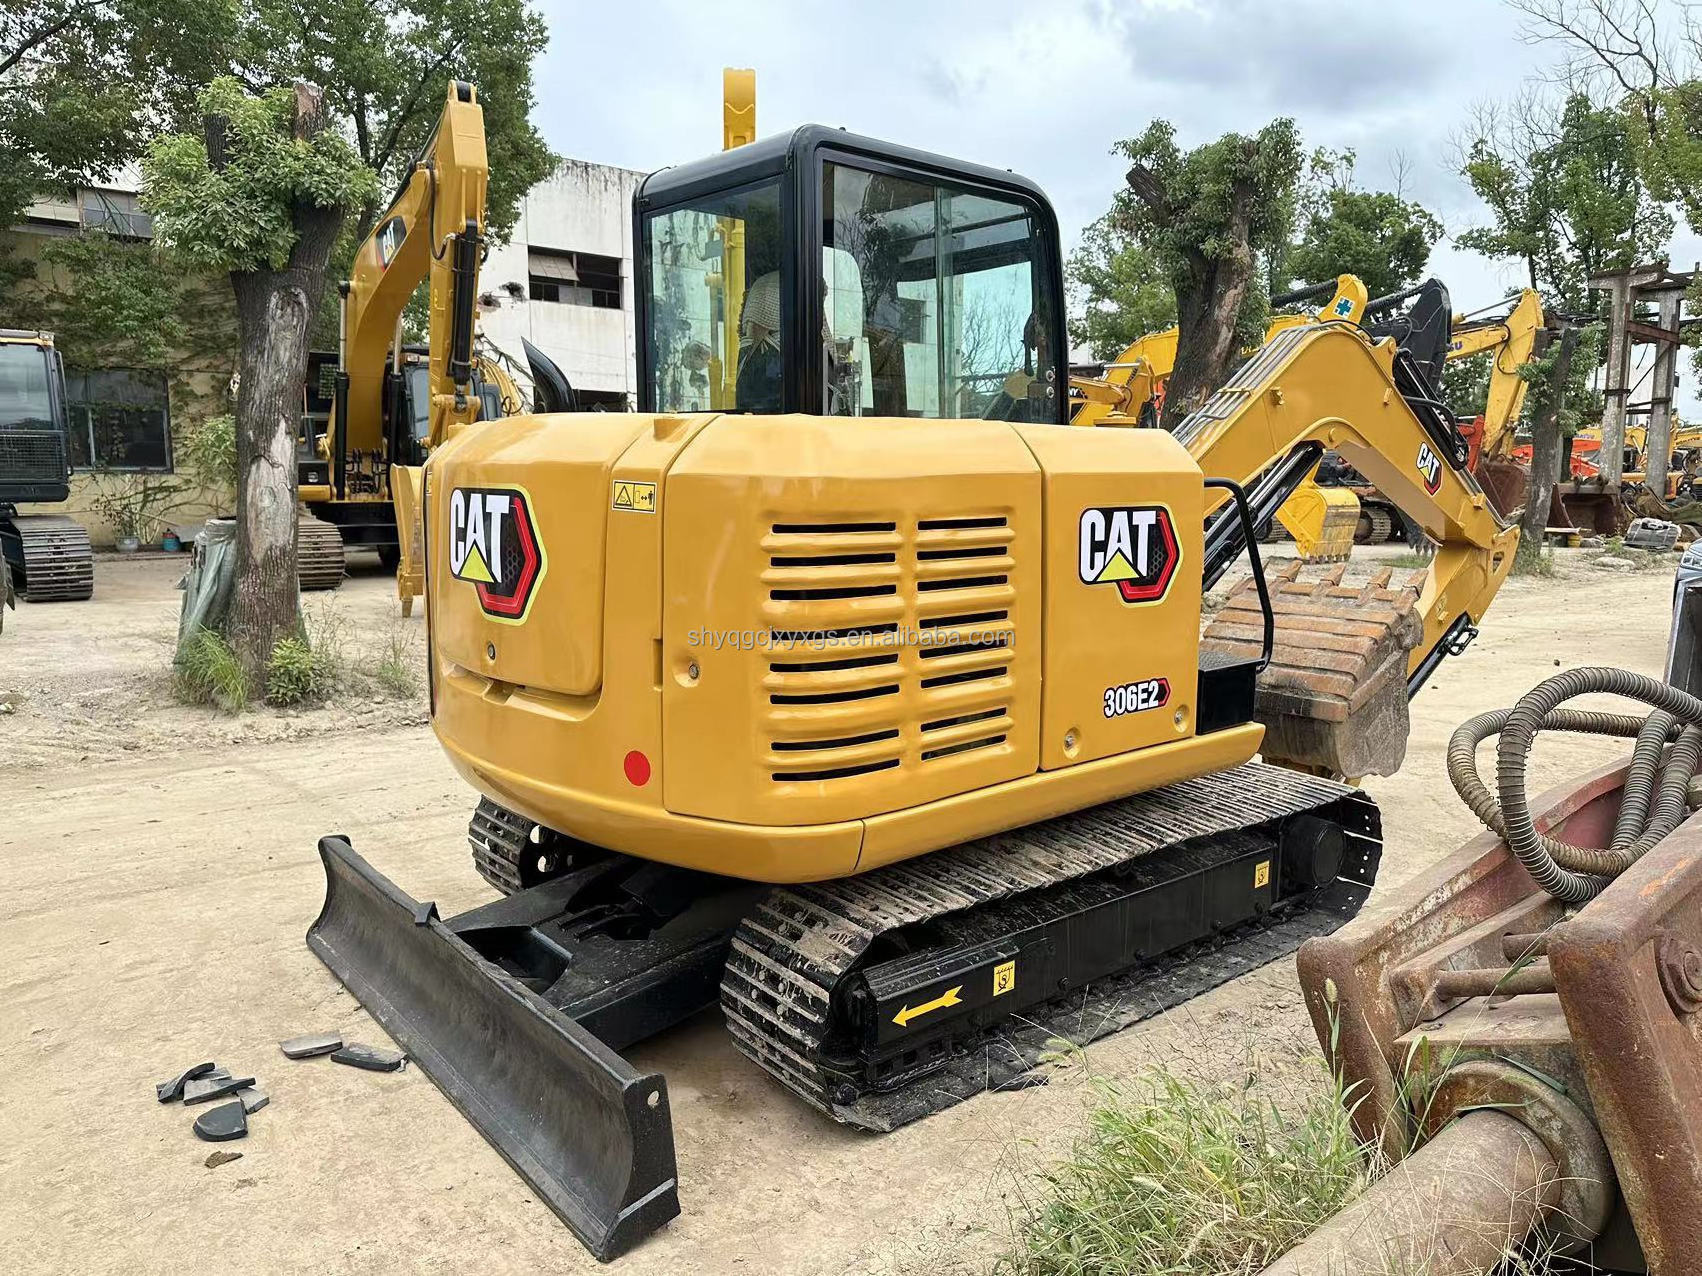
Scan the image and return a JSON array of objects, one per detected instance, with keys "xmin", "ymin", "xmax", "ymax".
[{"xmin": 0, "ymin": 547, "xmax": 1679, "ymax": 1275}]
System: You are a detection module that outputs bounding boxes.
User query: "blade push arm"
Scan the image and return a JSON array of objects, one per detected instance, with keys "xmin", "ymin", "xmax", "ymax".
[{"xmin": 1178, "ymin": 324, "xmax": 1518, "ymax": 680}]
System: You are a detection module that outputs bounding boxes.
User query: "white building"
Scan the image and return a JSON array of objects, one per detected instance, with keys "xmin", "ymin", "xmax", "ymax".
[{"xmin": 478, "ymin": 158, "xmax": 646, "ymax": 409}]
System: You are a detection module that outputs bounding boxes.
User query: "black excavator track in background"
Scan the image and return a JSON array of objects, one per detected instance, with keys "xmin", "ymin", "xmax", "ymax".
[{"xmin": 0, "ymin": 513, "xmax": 93, "ymax": 601}]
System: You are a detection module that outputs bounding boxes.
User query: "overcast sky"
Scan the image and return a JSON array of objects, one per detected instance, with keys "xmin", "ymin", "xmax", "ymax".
[{"xmin": 533, "ymin": 0, "xmax": 1702, "ymax": 407}]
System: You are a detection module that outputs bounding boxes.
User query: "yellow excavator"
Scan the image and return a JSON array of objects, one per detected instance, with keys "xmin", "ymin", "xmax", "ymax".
[
  {"xmin": 306, "ymin": 75, "xmax": 1517, "ymax": 1260},
  {"xmin": 295, "ymin": 81, "xmax": 573, "ymax": 608}
]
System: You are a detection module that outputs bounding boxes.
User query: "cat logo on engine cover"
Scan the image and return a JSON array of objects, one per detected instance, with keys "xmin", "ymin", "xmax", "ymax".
[
  {"xmin": 1079, "ymin": 506, "xmax": 1180, "ymax": 604},
  {"xmin": 447, "ymin": 486, "xmax": 546, "ymax": 622}
]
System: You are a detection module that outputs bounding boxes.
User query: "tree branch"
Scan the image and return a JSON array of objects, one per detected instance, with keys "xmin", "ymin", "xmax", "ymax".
[{"xmin": 0, "ymin": 1, "xmax": 99, "ymax": 79}]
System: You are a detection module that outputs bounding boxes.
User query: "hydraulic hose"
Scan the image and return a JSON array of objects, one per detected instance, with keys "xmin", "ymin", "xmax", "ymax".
[{"xmin": 1447, "ymin": 667, "xmax": 1702, "ymax": 903}]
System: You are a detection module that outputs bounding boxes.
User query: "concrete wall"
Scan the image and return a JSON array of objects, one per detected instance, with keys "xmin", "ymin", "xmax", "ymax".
[{"xmin": 479, "ymin": 158, "xmax": 644, "ymax": 404}]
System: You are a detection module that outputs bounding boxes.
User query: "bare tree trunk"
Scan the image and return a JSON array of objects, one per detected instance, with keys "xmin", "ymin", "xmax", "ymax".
[
  {"xmin": 1518, "ymin": 326, "xmax": 1579, "ymax": 568},
  {"xmin": 214, "ymin": 83, "xmax": 347, "ymax": 685},
  {"xmin": 1126, "ymin": 159, "xmax": 1259, "ymax": 432},
  {"xmin": 1164, "ymin": 243, "xmax": 1254, "ymax": 430}
]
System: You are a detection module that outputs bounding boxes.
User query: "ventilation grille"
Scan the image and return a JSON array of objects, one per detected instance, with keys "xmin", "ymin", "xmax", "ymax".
[
  {"xmin": 760, "ymin": 515, "xmax": 1016, "ymax": 784},
  {"xmin": 0, "ymin": 430, "xmax": 67, "ymax": 486}
]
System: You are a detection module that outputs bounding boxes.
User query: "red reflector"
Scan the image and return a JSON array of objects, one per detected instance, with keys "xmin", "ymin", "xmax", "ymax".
[{"xmin": 623, "ymin": 750, "xmax": 651, "ymax": 787}]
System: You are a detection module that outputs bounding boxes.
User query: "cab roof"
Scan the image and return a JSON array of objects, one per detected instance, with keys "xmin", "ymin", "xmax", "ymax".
[{"xmin": 635, "ymin": 124, "xmax": 1055, "ymax": 214}]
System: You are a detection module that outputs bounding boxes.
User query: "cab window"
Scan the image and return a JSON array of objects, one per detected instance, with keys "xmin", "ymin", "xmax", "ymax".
[
  {"xmin": 821, "ymin": 163, "xmax": 1056, "ymax": 420},
  {"xmin": 645, "ymin": 181, "xmax": 784, "ymax": 414}
]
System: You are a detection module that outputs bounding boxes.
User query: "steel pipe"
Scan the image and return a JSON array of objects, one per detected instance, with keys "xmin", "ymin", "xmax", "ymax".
[{"xmin": 1258, "ymin": 1111, "xmax": 1561, "ymax": 1276}]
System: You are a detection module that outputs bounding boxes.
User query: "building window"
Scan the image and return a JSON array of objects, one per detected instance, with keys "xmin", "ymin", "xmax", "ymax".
[
  {"xmin": 79, "ymin": 189, "xmax": 153, "ymax": 240},
  {"xmin": 66, "ymin": 369, "xmax": 172, "ymax": 471},
  {"xmin": 528, "ymin": 248, "xmax": 622, "ymax": 309}
]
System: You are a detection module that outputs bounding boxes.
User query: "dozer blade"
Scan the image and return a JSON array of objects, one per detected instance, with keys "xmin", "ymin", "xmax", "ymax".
[
  {"xmin": 1275, "ymin": 479, "xmax": 1360, "ymax": 563},
  {"xmin": 1201, "ymin": 562, "xmax": 1423, "ymax": 778},
  {"xmin": 307, "ymin": 836, "xmax": 680, "ymax": 1262}
]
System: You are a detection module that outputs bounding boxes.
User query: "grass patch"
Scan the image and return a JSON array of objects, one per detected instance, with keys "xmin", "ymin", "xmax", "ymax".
[
  {"xmin": 994, "ymin": 1065, "xmax": 1370, "ymax": 1276},
  {"xmin": 265, "ymin": 635, "xmax": 328, "ymax": 706},
  {"xmin": 1385, "ymin": 550, "xmax": 1432, "ymax": 570},
  {"xmin": 175, "ymin": 627, "xmax": 250, "ymax": 713},
  {"xmin": 372, "ymin": 620, "xmax": 420, "ymax": 697},
  {"xmin": 1511, "ymin": 545, "xmax": 1558, "ymax": 577}
]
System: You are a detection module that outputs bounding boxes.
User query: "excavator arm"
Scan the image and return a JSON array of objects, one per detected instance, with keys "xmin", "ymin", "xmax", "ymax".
[
  {"xmin": 1188, "ymin": 323, "xmax": 1518, "ymax": 777},
  {"xmin": 1449, "ymin": 288, "xmax": 1544, "ymax": 463}
]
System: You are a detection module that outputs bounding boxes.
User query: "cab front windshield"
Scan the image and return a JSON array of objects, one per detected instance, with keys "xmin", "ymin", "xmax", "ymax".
[{"xmin": 0, "ymin": 343, "xmax": 56, "ymax": 430}]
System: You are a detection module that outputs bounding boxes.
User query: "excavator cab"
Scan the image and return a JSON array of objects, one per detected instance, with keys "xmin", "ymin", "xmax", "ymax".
[{"xmin": 635, "ymin": 127, "xmax": 1068, "ymax": 425}]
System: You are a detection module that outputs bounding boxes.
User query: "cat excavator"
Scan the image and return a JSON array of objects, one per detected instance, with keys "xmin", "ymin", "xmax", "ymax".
[{"xmin": 306, "ymin": 76, "xmax": 1518, "ymax": 1260}]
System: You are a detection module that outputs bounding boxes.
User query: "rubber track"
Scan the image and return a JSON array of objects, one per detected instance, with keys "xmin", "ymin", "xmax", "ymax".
[
  {"xmin": 468, "ymin": 797, "xmax": 534, "ymax": 895},
  {"xmin": 3, "ymin": 515, "xmax": 93, "ymax": 601},
  {"xmin": 720, "ymin": 761, "xmax": 1380, "ymax": 1131}
]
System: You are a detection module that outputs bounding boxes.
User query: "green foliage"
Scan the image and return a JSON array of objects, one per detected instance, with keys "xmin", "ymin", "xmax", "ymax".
[
  {"xmin": 177, "ymin": 413, "xmax": 238, "ymax": 497},
  {"xmin": 1458, "ymin": 93, "xmax": 1671, "ymax": 309},
  {"xmin": 1066, "ymin": 215, "xmax": 1176, "ymax": 361},
  {"xmin": 0, "ymin": 0, "xmax": 229, "ymax": 226},
  {"xmin": 142, "ymin": 77, "xmax": 378, "ymax": 274},
  {"xmin": 85, "ymin": 471, "xmax": 191, "ymax": 542},
  {"xmin": 1520, "ymin": 321, "xmax": 1604, "ymax": 437},
  {"xmin": 11, "ymin": 232, "xmax": 186, "ymax": 368},
  {"xmin": 1442, "ymin": 350, "xmax": 1494, "ymax": 419},
  {"xmin": 1285, "ymin": 152, "xmax": 1442, "ymax": 298},
  {"xmin": 176, "ymin": 626, "xmax": 250, "ymax": 713},
  {"xmin": 995, "ymin": 1063, "xmax": 1368, "ymax": 1275},
  {"xmin": 372, "ymin": 621, "xmax": 419, "ymax": 697},
  {"xmin": 265, "ymin": 635, "xmax": 326, "ymax": 706},
  {"xmin": 1513, "ymin": 543, "xmax": 1559, "ymax": 576},
  {"xmin": 1119, "ymin": 118, "xmax": 1305, "ymax": 277}
]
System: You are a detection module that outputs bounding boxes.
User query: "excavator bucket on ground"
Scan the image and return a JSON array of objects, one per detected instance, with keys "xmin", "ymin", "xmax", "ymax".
[
  {"xmin": 1275, "ymin": 481, "xmax": 1360, "ymax": 563},
  {"xmin": 1202, "ymin": 562, "xmax": 1424, "ymax": 778}
]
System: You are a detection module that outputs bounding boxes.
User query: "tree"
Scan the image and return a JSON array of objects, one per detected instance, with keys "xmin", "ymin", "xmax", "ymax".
[
  {"xmin": 143, "ymin": 77, "xmax": 377, "ymax": 682},
  {"xmin": 1284, "ymin": 151, "xmax": 1443, "ymax": 299},
  {"xmin": 1457, "ymin": 90, "xmax": 1670, "ymax": 307},
  {"xmin": 0, "ymin": 0, "xmax": 227, "ymax": 280},
  {"xmin": 1456, "ymin": 83, "xmax": 1667, "ymax": 558},
  {"xmin": 1119, "ymin": 119, "xmax": 1305, "ymax": 429},
  {"xmin": 1066, "ymin": 213, "xmax": 1176, "ymax": 361}
]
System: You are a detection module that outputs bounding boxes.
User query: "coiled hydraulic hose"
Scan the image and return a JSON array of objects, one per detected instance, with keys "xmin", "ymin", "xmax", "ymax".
[{"xmin": 1448, "ymin": 667, "xmax": 1702, "ymax": 903}]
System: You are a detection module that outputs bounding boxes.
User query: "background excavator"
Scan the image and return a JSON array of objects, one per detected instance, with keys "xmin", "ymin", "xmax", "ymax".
[
  {"xmin": 295, "ymin": 81, "xmax": 572, "ymax": 607},
  {"xmin": 305, "ymin": 74, "xmax": 1516, "ymax": 1260},
  {"xmin": 0, "ymin": 329, "xmax": 94, "ymax": 611},
  {"xmin": 1070, "ymin": 276, "xmax": 1370, "ymax": 561}
]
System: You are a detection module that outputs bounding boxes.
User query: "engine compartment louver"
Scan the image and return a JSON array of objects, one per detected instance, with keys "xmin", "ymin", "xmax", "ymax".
[{"xmin": 760, "ymin": 516, "xmax": 1018, "ymax": 786}]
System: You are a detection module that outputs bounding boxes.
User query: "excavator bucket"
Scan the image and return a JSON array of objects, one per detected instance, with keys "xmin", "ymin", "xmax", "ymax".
[
  {"xmin": 1275, "ymin": 479, "xmax": 1360, "ymax": 563},
  {"xmin": 390, "ymin": 463, "xmax": 426, "ymax": 616},
  {"xmin": 307, "ymin": 836, "xmax": 680, "ymax": 1261},
  {"xmin": 1201, "ymin": 562, "xmax": 1424, "ymax": 778}
]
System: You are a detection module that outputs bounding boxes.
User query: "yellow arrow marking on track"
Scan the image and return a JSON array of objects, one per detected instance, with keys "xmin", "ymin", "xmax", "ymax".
[{"xmin": 892, "ymin": 985, "xmax": 963, "ymax": 1028}]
